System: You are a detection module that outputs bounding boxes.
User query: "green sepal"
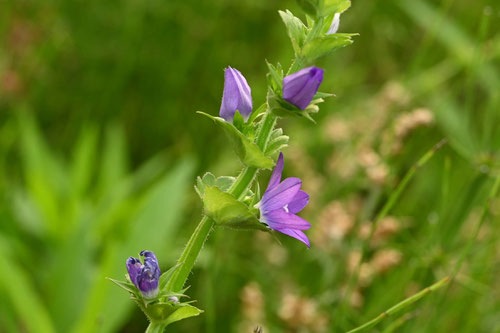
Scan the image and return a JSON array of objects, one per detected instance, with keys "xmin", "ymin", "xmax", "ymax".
[
  {"xmin": 265, "ymin": 128, "xmax": 289, "ymax": 157},
  {"xmin": 267, "ymin": 88, "xmax": 323, "ymax": 122},
  {"xmin": 278, "ymin": 10, "xmax": 308, "ymax": 55},
  {"xmin": 195, "ymin": 172, "xmax": 254, "ymax": 199},
  {"xmin": 266, "ymin": 61, "xmax": 284, "ymax": 94},
  {"xmin": 197, "ymin": 112, "xmax": 274, "ymax": 169},
  {"xmin": 107, "ymin": 278, "xmax": 137, "ymax": 295},
  {"xmin": 302, "ymin": 33, "xmax": 357, "ymax": 63},
  {"xmin": 202, "ymin": 186, "xmax": 269, "ymax": 231}
]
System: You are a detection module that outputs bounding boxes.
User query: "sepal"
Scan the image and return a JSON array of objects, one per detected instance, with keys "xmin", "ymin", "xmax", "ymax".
[
  {"xmin": 268, "ymin": 88, "xmax": 328, "ymax": 121},
  {"xmin": 197, "ymin": 112, "xmax": 274, "ymax": 169},
  {"xmin": 202, "ymin": 186, "xmax": 269, "ymax": 231}
]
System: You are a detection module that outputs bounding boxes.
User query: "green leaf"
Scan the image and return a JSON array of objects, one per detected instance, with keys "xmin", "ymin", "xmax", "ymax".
[
  {"xmin": 163, "ymin": 304, "xmax": 203, "ymax": 327},
  {"xmin": 303, "ymin": 33, "xmax": 356, "ymax": 63},
  {"xmin": 202, "ymin": 186, "xmax": 268, "ymax": 231},
  {"xmin": 197, "ymin": 112, "xmax": 274, "ymax": 169},
  {"xmin": 107, "ymin": 278, "xmax": 137, "ymax": 295},
  {"xmin": 279, "ymin": 10, "xmax": 308, "ymax": 55},
  {"xmin": 320, "ymin": 0, "xmax": 351, "ymax": 17},
  {"xmin": 266, "ymin": 61, "xmax": 284, "ymax": 93},
  {"xmin": 0, "ymin": 237, "xmax": 55, "ymax": 333},
  {"xmin": 159, "ymin": 264, "xmax": 181, "ymax": 291}
]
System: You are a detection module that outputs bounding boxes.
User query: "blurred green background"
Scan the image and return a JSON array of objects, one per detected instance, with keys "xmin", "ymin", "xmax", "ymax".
[{"xmin": 1, "ymin": 0, "xmax": 499, "ymax": 332}]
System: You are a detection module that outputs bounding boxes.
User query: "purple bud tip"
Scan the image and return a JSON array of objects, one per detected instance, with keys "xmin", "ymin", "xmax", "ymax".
[
  {"xmin": 219, "ymin": 66, "xmax": 253, "ymax": 123},
  {"xmin": 126, "ymin": 250, "xmax": 161, "ymax": 299},
  {"xmin": 282, "ymin": 66, "xmax": 324, "ymax": 110}
]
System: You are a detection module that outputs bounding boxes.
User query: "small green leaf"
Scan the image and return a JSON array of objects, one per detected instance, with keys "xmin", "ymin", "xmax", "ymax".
[
  {"xmin": 159, "ymin": 264, "xmax": 181, "ymax": 291},
  {"xmin": 279, "ymin": 10, "xmax": 308, "ymax": 54},
  {"xmin": 203, "ymin": 186, "xmax": 268, "ymax": 231},
  {"xmin": 107, "ymin": 278, "xmax": 137, "ymax": 295},
  {"xmin": 303, "ymin": 33, "xmax": 356, "ymax": 63},
  {"xmin": 266, "ymin": 61, "xmax": 284, "ymax": 93},
  {"xmin": 163, "ymin": 304, "xmax": 203, "ymax": 327},
  {"xmin": 320, "ymin": 0, "xmax": 351, "ymax": 17},
  {"xmin": 197, "ymin": 112, "xmax": 274, "ymax": 169},
  {"xmin": 215, "ymin": 176, "xmax": 236, "ymax": 192}
]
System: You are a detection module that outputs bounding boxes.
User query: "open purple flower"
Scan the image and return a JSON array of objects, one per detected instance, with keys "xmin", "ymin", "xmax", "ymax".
[
  {"xmin": 282, "ymin": 67, "xmax": 324, "ymax": 110},
  {"xmin": 126, "ymin": 250, "xmax": 160, "ymax": 299},
  {"xmin": 219, "ymin": 66, "xmax": 253, "ymax": 123},
  {"xmin": 257, "ymin": 153, "xmax": 311, "ymax": 247}
]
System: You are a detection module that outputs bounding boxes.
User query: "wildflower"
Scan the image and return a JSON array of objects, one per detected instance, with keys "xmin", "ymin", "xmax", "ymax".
[
  {"xmin": 219, "ymin": 66, "xmax": 253, "ymax": 122},
  {"xmin": 257, "ymin": 153, "xmax": 311, "ymax": 246},
  {"xmin": 326, "ymin": 13, "xmax": 341, "ymax": 35},
  {"xmin": 126, "ymin": 250, "xmax": 160, "ymax": 299},
  {"xmin": 282, "ymin": 66, "xmax": 324, "ymax": 110}
]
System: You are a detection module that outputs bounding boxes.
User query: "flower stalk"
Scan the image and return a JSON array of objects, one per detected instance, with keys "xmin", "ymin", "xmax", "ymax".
[{"xmin": 166, "ymin": 111, "xmax": 278, "ymax": 293}]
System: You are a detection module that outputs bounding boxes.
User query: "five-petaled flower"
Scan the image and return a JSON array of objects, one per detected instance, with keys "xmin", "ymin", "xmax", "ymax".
[
  {"xmin": 257, "ymin": 153, "xmax": 311, "ymax": 247},
  {"xmin": 219, "ymin": 66, "xmax": 253, "ymax": 123},
  {"xmin": 126, "ymin": 250, "xmax": 161, "ymax": 299},
  {"xmin": 282, "ymin": 66, "xmax": 324, "ymax": 110}
]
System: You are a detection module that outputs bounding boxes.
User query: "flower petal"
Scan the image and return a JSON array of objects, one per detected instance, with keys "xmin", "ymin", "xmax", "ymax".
[
  {"xmin": 274, "ymin": 227, "xmax": 310, "ymax": 247},
  {"xmin": 283, "ymin": 67, "xmax": 324, "ymax": 110},
  {"xmin": 231, "ymin": 68, "xmax": 253, "ymax": 120},
  {"xmin": 262, "ymin": 209, "xmax": 311, "ymax": 230},
  {"xmin": 219, "ymin": 67, "xmax": 240, "ymax": 122},
  {"xmin": 219, "ymin": 67, "xmax": 252, "ymax": 122},
  {"xmin": 288, "ymin": 190, "xmax": 309, "ymax": 214},
  {"xmin": 261, "ymin": 177, "xmax": 302, "ymax": 212},
  {"xmin": 267, "ymin": 152, "xmax": 284, "ymax": 191},
  {"xmin": 326, "ymin": 13, "xmax": 341, "ymax": 35},
  {"xmin": 126, "ymin": 257, "xmax": 142, "ymax": 287},
  {"xmin": 137, "ymin": 250, "xmax": 161, "ymax": 299}
]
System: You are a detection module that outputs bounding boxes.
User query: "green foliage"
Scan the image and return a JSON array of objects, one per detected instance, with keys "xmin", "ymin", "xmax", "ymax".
[{"xmin": 0, "ymin": 0, "xmax": 499, "ymax": 331}]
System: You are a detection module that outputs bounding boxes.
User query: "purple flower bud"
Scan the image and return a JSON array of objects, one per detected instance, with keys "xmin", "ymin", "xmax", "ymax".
[
  {"xmin": 219, "ymin": 66, "xmax": 253, "ymax": 123},
  {"xmin": 282, "ymin": 67, "xmax": 324, "ymax": 110},
  {"xmin": 126, "ymin": 250, "xmax": 161, "ymax": 299},
  {"xmin": 257, "ymin": 153, "xmax": 311, "ymax": 247},
  {"xmin": 326, "ymin": 13, "xmax": 341, "ymax": 35}
]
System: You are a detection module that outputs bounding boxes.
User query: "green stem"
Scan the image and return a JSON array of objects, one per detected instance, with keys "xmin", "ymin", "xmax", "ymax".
[
  {"xmin": 167, "ymin": 112, "xmax": 277, "ymax": 292},
  {"xmin": 340, "ymin": 139, "xmax": 447, "ymax": 318},
  {"xmin": 451, "ymin": 171, "xmax": 500, "ymax": 277},
  {"xmin": 145, "ymin": 321, "xmax": 167, "ymax": 333},
  {"xmin": 346, "ymin": 277, "xmax": 450, "ymax": 333}
]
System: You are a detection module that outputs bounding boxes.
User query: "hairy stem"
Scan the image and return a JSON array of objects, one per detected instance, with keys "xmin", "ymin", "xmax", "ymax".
[{"xmin": 166, "ymin": 112, "xmax": 277, "ymax": 293}]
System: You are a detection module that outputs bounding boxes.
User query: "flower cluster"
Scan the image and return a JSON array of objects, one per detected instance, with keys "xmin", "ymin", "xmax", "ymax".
[
  {"xmin": 218, "ymin": 65, "xmax": 324, "ymax": 246},
  {"xmin": 126, "ymin": 250, "xmax": 160, "ymax": 299}
]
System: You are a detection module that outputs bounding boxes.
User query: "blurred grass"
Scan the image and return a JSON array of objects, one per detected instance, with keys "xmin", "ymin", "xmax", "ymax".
[{"xmin": 1, "ymin": 0, "xmax": 499, "ymax": 332}]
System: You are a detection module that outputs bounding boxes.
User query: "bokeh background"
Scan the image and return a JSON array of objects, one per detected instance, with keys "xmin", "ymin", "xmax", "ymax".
[{"xmin": 1, "ymin": 0, "xmax": 499, "ymax": 332}]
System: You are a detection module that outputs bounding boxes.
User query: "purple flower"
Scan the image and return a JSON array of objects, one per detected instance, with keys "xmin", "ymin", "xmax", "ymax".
[
  {"xmin": 126, "ymin": 250, "xmax": 161, "ymax": 299},
  {"xmin": 257, "ymin": 153, "xmax": 311, "ymax": 247},
  {"xmin": 326, "ymin": 13, "xmax": 341, "ymax": 35},
  {"xmin": 219, "ymin": 66, "xmax": 253, "ymax": 123},
  {"xmin": 282, "ymin": 67, "xmax": 324, "ymax": 110}
]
